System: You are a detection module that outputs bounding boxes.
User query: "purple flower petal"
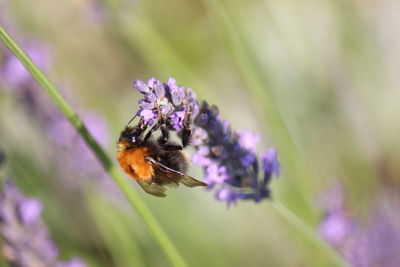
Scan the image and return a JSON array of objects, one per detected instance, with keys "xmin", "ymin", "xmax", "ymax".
[
  {"xmin": 152, "ymin": 79, "xmax": 165, "ymax": 98},
  {"xmin": 191, "ymin": 153, "xmax": 212, "ymax": 167},
  {"xmin": 215, "ymin": 188, "xmax": 237, "ymax": 207},
  {"xmin": 198, "ymin": 146, "xmax": 210, "ymax": 156},
  {"xmin": 236, "ymin": 130, "xmax": 260, "ymax": 153},
  {"xmin": 147, "ymin": 77, "xmax": 157, "ymax": 87},
  {"xmin": 204, "ymin": 164, "xmax": 229, "ymax": 186},
  {"xmin": 187, "ymin": 88, "xmax": 197, "ymax": 103},
  {"xmin": 190, "ymin": 102, "xmax": 200, "ymax": 119},
  {"xmin": 167, "ymin": 77, "xmax": 177, "ymax": 88},
  {"xmin": 170, "ymin": 86, "xmax": 185, "ymax": 106},
  {"xmin": 240, "ymin": 153, "xmax": 256, "ymax": 167},
  {"xmin": 139, "ymin": 109, "xmax": 157, "ymax": 125},
  {"xmin": 222, "ymin": 120, "xmax": 231, "ymax": 136},
  {"xmin": 167, "ymin": 78, "xmax": 185, "ymax": 105},
  {"xmin": 190, "ymin": 128, "xmax": 208, "ymax": 146},
  {"xmin": 195, "ymin": 113, "xmax": 209, "ymax": 127},
  {"xmin": 133, "ymin": 80, "xmax": 150, "ymax": 94},
  {"xmin": 169, "ymin": 111, "xmax": 186, "ymax": 130},
  {"xmin": 160, "ymin": 103, "xmax": 173, "ymax": 115},
  {"xmin": 262, "ymin": 148, "xmax": 280, "ymax": 177},
  {"xmin": 145, "ymin": 92, "xmax": 157, "ymax": 104},
  {"xmin": 138, "ymin": 99, "xmax": 155, "ymax": 110},
  {"xmin": 191, "ymin": 146, "xmax": 212, "ymax": 166}
]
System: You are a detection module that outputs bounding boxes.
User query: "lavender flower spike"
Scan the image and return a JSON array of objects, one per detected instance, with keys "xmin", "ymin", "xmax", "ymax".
[
  {"xmin": 132, "ymin": 77, "xmax": 280, "ymax": 206},
  {"xmin": 0, "ymin": 179, "xmax": 86, "ymax": 267},
  {"xmin": 192, "ymin": 102, "xmax": 279, "ymax": 206}
]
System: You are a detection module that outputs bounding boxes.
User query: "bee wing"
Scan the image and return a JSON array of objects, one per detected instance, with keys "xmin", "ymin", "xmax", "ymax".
[
  {"xmin": 137, "ymin": 181, "xmax": 166, "ymax": 197},
  {"xmin": 145, "ymin": 156, "xmax": 207, "ymax": 188}
]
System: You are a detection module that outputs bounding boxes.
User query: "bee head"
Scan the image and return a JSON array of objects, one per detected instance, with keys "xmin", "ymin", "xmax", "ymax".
[{"xmin": 119, "ymin": 126, "xmax": 144, "ymax": 146}]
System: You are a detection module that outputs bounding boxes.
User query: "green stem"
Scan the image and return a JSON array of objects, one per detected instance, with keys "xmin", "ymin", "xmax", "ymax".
[
  {"xmin": 0, "ymin": 26, "xmax": 187, "ymax": 267},
  {"xmin": 271, "ymin": 200, "xmax": 349, "ymax": 267}
]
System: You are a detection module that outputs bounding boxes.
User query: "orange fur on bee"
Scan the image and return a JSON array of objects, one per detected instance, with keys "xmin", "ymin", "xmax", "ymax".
[{"xmin": 117, "ymin": 144, "xmax": 154, "ymax": 182}]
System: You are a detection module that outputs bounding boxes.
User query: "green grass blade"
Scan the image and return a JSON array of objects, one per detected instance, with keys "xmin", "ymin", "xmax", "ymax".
[{"xmin": 0, "ymin": 26, "xmax": 187, "ymax": 267}]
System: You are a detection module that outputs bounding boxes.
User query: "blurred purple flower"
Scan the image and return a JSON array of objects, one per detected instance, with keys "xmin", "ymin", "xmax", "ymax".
[
  {"xmin": 319, "ymin": 182, "xmax": 400, "ymax": 266},
  {"xmin": 319, "ymin": 210, "xmax": 350, "ymax": 245},
  {"xmin": 46, "ymin": 116, "xmax": 77, "ymax": 147},
  {"xmin": 132, "ymin": 77, "xmax": 280, "ymax": 205},
  {"xmin": 1, "ymin": 43, "xmax": 52, "ymax": 88},
  {"xmin": 191, "ymin": 146, "xmax": 212, "ymax": 166},
  {"xmin": 83, "ymin": 112, "xmax": 109, "ymax": 147},
  {"xmin": 0, "ymin": 37, "xmax": 55, "ymax": 118},
  {"xmin": 262, "ymin": 148, "xmax": 280, "ymax": 176},
  {"xmin": 237, "ymin": 130, "xmax": 260, "ymax": 153},
  {"xmin": 262, "ymin": 148, "xmax": 280, "ymax": 185},
  {"xmin": 18, "ymin": 198, "xmax": 43, "ymax": 225},
  {"xmin": 215, "ymin": 187, "xmax": 239, "ymax": 207},
  {"xmin": 204, "ymin": 164, "xmax": 229, "ymax": 188},
  {"xmin": 190, "ymin": 127, "xmax": 208, "ymax": 146},
  {"xmin": 0, "ymin": 179, "xmax": 86, "ymax": 267},
  {"xmin": 240, "ymin": 153, "xmax": 256, "ymax": 168}
]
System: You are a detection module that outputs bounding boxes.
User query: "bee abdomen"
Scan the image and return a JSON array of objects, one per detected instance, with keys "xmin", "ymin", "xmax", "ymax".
[{"xmin": 159, "ymin": 151, "xmax": 188, "ymax": 174}]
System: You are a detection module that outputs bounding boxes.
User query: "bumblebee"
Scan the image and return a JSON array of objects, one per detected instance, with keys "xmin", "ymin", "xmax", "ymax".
[{"xmin": 117, "ymin": 111, "xmax": 206, "ymax": 197}]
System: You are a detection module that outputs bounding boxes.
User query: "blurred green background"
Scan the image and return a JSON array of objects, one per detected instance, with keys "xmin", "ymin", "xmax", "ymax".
[{"xmin": 1, "ymin": 0, "xmax": 400, "ymax": 266}]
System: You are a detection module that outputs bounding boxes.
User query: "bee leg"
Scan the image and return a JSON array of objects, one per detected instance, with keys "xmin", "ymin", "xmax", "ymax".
[
  {"xmin": 143, "ymin": 123, "xmax": 160, "ymax": 142},
  {"xmin": 181, "ymin": 107, "xmax": 192, "ymax": 147},
  {"xmin": 138, "ymin": 118, "xmax": 146, "ymax": 129},
  {"xmin": 159, "ymin": 123, "xmax": 170, "ymax": 145},
  {"xmin": 155, "ymin": 104, "xmax": 171, "ymax": 145},
  {"xmin": 137, "ymin": 120, "xmax": 148, "ymax": 137}
]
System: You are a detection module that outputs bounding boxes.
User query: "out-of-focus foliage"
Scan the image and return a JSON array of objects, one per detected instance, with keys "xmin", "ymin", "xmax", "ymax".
[{"xmin": 1, "ymin": 0, "xmax": 400, "ymax": 266}]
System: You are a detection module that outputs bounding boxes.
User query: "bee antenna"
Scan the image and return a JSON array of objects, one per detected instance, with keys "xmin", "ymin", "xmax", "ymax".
[{"xmin": 125, "ymin": 114, "xmax": 138, "ymax": 127}]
